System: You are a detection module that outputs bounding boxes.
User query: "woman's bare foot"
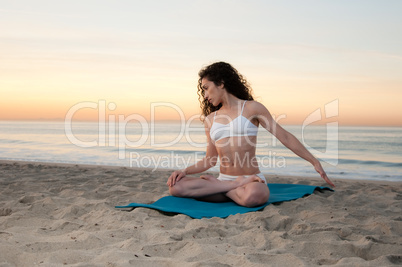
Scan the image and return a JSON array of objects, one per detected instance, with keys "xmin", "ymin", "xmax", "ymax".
[
  {"xmin": 235, "ymin": 175, "xmax": 265, "ymax": 187},
  {"xmin": 200, "ymin": 175, "xmax": 218, "ymax": 181}
]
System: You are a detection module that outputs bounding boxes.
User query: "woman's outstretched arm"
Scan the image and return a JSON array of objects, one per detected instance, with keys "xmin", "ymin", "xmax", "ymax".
[
  {"xmin": 251, "ymin": 101, "xmax": 335, "ymax": 187},
  {"xmin": 271, "ymin": 125, "xmax": 335, "ymax": 187}
]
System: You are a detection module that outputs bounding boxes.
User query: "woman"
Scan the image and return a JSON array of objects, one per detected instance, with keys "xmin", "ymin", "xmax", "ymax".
[{"xmin": 167, "ymin": 62, "xmax": 335, "ymax": 207}]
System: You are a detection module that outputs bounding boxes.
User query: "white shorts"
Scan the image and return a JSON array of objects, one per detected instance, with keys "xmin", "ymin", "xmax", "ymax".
[{"xmin": 217, "ymin": 173, "xmax": 267, "ymax": 184}]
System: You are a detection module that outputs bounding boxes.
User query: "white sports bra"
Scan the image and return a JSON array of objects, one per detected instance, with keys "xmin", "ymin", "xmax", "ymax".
[{"xmin": 210, "ymin": 100, "xmax": 258, "ymax": 142}]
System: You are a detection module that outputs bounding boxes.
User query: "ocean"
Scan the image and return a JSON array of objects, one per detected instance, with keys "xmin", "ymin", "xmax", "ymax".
[{"xmin": 1, "ymin": 121, "xmax": 401, "ymax": 182}]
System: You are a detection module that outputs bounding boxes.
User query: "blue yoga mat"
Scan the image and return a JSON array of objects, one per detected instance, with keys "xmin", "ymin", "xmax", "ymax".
[{"xmin": 115, "ymin": 183, "xmax": 333, "ymax": 219}]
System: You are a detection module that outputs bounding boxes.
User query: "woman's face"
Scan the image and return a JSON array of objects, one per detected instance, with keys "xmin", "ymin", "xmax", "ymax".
[{"xmin": 201, "ymin": 78, "xmax": 224, "ymax": 106}]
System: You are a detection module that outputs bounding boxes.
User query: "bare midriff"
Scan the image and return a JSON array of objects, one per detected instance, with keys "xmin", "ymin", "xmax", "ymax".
[{"xmin": 215, "ymin": 136, "xmax": 260, "ymax": 176}]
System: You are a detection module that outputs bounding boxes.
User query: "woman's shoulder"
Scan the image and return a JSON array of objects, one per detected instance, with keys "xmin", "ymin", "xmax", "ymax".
[
  {"xmin": 244, "ymin": 100, "xmax": 272, "ymax": 118},
  {"xmin": 246, "ymin": 100, "xmax": 266, "ymax": 110},
  {"xmin": 203, "ymin": 112, "xmax": 216, "ymax": 128},
  {"xmin": 207, "ymin": 110, "xmax": 218, "ymax": 119}
]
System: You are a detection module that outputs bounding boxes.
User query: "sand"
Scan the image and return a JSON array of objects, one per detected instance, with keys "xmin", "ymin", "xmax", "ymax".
[{"xmin": 0, "ymin": 160, "xmax": 401, "ymax": 266}]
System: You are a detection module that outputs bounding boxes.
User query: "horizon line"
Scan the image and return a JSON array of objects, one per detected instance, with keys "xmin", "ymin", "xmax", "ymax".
[{"xmin": 0, "ymin": 118, "xmax": 401, "ymax": 128}]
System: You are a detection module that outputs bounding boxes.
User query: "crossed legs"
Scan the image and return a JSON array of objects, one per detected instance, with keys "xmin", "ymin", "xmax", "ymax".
[{"xmin": 169, "ymin": 175, "xmax": 270, "ymax": 207}]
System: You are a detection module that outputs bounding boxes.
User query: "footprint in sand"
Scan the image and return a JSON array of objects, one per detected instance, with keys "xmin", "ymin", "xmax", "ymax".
[{"xmin": 0, "ymin": 208, "xmax": 12, "ymax": 216}]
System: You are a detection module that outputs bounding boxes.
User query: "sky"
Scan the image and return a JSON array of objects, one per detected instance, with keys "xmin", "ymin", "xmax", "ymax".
[{"xmin": 1, "ymin": 0, "xmax": 401, "ymax": 126}]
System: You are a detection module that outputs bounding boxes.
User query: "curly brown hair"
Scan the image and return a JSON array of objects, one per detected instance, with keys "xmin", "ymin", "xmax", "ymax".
[{"xmin": 197, "ymin": 62, "xmax": 254, "ymax": 121}]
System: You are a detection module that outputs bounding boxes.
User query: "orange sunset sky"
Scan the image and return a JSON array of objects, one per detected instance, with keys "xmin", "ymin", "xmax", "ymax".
[{"xmin": 1, "ymin": 1, "xmax": 401, "ymax": 126}]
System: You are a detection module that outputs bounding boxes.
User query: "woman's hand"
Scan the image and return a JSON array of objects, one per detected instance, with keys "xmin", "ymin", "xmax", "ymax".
[
  {"xmin": 167, "ymin": 169, "xmax": 187, "ymax": 187},
  {"xmin": 313, "ymin": 161, "xmax": 335, "ymax": 187}
]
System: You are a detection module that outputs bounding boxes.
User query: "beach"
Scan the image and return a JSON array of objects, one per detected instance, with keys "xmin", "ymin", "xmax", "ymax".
[{"xmin": 0, "ymin": 160, "xmax": 401, "ymax": 266}]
